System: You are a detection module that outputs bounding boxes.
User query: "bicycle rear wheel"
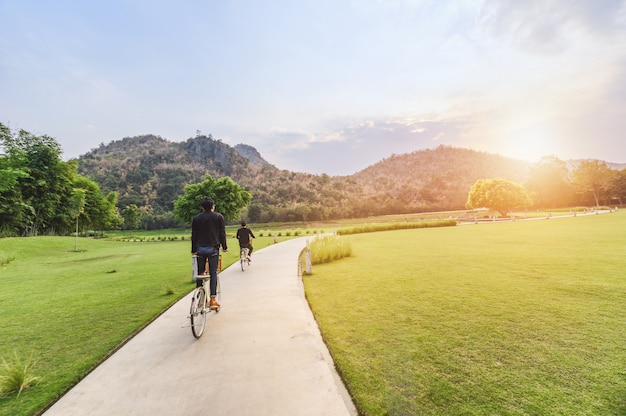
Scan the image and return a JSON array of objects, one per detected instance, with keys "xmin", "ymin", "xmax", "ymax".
[
  {"xmin": 240, "ymin": 248, "xmax": 248, "ymax": 271},
  {"xmin": 190, "ymin": 287, "xmax": 207, "ymax": 338}
]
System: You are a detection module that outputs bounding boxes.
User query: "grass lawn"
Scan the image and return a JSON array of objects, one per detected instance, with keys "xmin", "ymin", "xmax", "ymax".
[
  {"xmin": 0, "ymin": 234, "xmax": 280, "ymax": 416},
  {"xmin": 304, "ymin": 211, "xmax": 626, "ymax": 415}
]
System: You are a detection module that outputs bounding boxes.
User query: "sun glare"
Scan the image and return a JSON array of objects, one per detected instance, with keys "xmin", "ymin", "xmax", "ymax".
[{"xmin": 499, "ymin": 119, "xmax": 559, "ymax": 162}]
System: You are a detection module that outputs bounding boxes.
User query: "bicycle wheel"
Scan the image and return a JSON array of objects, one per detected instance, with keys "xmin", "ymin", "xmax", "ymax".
[
  {"xmin": 190, "ymin": 286, "xmax": 207, "ymax": 339},
  {"xmin": 240, "ymin": 248, "xmax": 248, "ymax": 271}
]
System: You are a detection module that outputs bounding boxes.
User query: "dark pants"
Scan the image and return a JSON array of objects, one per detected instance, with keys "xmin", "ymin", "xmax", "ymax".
[
  {"xmin": 239, "ymin": 242, "xmax": 253, "ymax": 256},
  {"xmin": 196, "ymin": 252, "xmax": 219, "ymax": 296}
]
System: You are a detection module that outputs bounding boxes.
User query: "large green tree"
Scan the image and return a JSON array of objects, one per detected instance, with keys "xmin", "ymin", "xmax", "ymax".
[
  {"xmin": 122, "ymin": 204, "xmax": 142, "ymax": 232},
  {"xmin": 1, "ymin": 123, "xmax": 117, "ymax": 235},
  {"xmin": 173, "ymin": 174, "xmax": 252, "ymax": 223},
  {"xmin": 1, "ymin": 125, "xmax": 72, "ymax": 234},
  {"xmin": 466, "ymin": 178, "xmax": 532, "ymax": 217}
]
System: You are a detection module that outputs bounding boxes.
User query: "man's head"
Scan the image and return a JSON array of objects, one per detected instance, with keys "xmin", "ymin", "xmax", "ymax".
[
  {"xmin": 241, "ymin": 221, "xmax": 247, "ymax": 227},
  {"xmin": 201, "ymin": 198, "xmax": 215, "ymax": 211}
]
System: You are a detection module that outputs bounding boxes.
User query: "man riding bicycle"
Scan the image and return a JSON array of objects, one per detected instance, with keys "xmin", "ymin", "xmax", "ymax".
[
  {"xmin": 236, "ymin": 221, "xmax": 255, "ymax": 261},
  {"xmin": 191, "ymin": 198, "xmax": 228, "ymax": 309}
]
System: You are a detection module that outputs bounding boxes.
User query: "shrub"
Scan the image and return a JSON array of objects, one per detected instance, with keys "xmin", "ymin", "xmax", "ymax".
[
  {"xmin": 336, "ymin": 220, "xmax": 456, "ymax": 235},
  {"xmin": 309, "ymin": 235, "xmax": 352, "ymax": 265},
  {"xmin": 0, "ymin": 353, "xmax": 41, "ymax": 398},
  {"xmin": 0, "ymin": 254, "xmax": 15, "ymax": 267}
]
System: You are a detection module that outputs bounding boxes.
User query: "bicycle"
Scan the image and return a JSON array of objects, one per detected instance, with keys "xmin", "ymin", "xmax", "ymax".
[
  {"xmin": 240, "ymin": 247, "xmax": 250, "ymax": 271},
  {"xmin": 189, "ymin": 254, "xmax": 221, "ymax": 339}
]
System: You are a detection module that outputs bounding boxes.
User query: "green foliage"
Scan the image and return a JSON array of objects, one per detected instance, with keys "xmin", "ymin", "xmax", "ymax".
[
  {"xmin": 173, "ymin": 174, "xmax": 251, "ymax": 223},
  {"xmin": 122, "ymin": 204, "xmax": 141, "ymax": 231},
  {"xmin": 0, "ymin": 353, "xmax": 40, "ymax": 398},
  {"xmin": 0, "ymin": 123, "xmax": 117, "ymax": 235},
  {"xmin": 466, "ymin": 178, "xmax": 532, "ymax": 216}
]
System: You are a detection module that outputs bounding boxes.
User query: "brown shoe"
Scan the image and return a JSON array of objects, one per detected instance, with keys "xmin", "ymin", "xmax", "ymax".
[{"xmin": 209, "ymin": 297, "xmax": 220, "ymax": 310}]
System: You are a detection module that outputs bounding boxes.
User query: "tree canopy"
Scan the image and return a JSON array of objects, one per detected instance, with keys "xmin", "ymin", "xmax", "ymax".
[
  {"xmin": 572, "ymin": 160, "xmax": 613, "ymax": 207},
  {"xmin": 173, "ymin": 174, "xmax": 252, "ymax": 224},
  {"xmin": 466, "ymin": 178, "xmax": 532, "ymax": 217},
  {"xmin": 0, "ymin": 123, "xmax": 121, "ymax": 236}
]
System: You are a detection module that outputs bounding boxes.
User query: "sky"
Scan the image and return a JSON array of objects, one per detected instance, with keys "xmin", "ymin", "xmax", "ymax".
[{"xmin": 1, "ymin": 0, "xmax": 625, "ymax": 176}]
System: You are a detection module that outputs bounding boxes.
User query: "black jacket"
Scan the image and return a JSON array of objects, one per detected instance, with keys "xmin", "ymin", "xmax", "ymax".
[{"xmin": 191, "ymin": 210, "xmax": 227, "ymax": 253}]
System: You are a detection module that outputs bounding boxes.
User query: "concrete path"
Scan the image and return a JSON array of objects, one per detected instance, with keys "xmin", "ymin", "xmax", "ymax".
[{"xmin": 44, "ymin": 237, "xmax": 357, "ymax": 416}]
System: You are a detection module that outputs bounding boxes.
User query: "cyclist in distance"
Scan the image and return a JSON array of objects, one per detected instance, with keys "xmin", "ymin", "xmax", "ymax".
[
  {"xmin": 236, "ymin": 221, "xmax": 255, "ymax": 261},
  {"xmin": 191, "ymin": 198, "xmax": 228, "ymax": 309}
]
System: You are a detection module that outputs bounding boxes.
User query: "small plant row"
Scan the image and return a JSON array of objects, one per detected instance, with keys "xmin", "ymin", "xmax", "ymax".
[
  {"xmin": 256, "ymin": 229, "xmax": 322, "ymax": 237},
  {"xmin": 112, "ymin": 235, "xmax": 188, "ymax": 242},
  {"xmin": 336, "ymin": 220, "xmax": 457, "ymax": 235}
]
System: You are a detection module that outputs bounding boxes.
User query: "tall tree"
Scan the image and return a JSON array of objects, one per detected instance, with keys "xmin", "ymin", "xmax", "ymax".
[
  {"xmin": 525, "ymin": 156, "xmax": 573, "ymax": 208},
  {"xmin": 572, "ymin": 160, "xmax": 613, "ymax": 207},
  {"xmin": 122, "ymin": 204, "xmax": 142, "ymax": 233},
  {"xmin": 607, "ymin": 169, "xmax": 626, "ymax": 207},
  {"xmin": 1, "ymin": 125, "xmax": 72, "ymax": 234},
  {"xmin": 69, "ymin": 187, "xmax": 87, "ymax": 251},
  {"xmin": 466, "ymin": 178, "xmax": 532, "ymax": 217},
  {"xmin": 173, "ymin": 174, "xmax": 252, "ymax": 223},
  {"xmin": 1, "ymin": 123, "xmax": 120, "ymax": 235}
]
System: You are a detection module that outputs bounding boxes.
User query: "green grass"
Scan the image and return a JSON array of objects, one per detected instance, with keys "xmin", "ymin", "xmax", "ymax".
[
  {"xmin": 0, "ymin": 234, "xmax": 282, "ymax": 416},
  {"xmin": 304, "ymin": 211, "xmax": 626, "ymax": 415}
]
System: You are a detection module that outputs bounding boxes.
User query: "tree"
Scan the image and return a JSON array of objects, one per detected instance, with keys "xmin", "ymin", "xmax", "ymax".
[
  {"xmin": 69, "ymin": 188, "xmax": 87, "ymax": 251},
  {"xmin": 1, "ymin": 124, "xmax": 73, "ymax": 235},
  {"xmin": 572, "ymin": 160, "xmax": 613, "ymax": 207},
  {"xmin": 0, "ymin": 163, "xmax": 30, "ymax": 235},
  {"xmin": 466, "ymin": 178, "xmax": 532, "ymax": 217},
  {"xmin": 173, "ymin": 174, "xmax": 252, "ymax": 224},
  {"xmin": 525, "ymin": 156, "xmax": 573, "ymax": 208},
  {"xmin": 607, "ymin": 169, "xmax": 626, "ymax": 207},
  {"xmin": 122, "ymin": 204, "xmax": 142, "ymax": 233}
]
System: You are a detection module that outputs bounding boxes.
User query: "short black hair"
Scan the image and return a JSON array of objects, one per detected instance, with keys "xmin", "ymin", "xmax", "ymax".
[
  {"xmin": 241, "ymin": 221, "xmax": 246, "ymax": 226},
  {"xmin": 201, "ymin": 198, "xmax": 215, "ymax": 211}
]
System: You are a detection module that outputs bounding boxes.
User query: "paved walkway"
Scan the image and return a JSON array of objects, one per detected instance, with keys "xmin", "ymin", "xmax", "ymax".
[{"xmin": 44, "ymin": 237, "xmax": 357, "ymax": 416}]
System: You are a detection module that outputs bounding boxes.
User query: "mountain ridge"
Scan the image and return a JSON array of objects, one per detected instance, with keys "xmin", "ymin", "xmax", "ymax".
[{"xmin": 76, "ymin": 134, "xmax": 621, "ymax": 225}]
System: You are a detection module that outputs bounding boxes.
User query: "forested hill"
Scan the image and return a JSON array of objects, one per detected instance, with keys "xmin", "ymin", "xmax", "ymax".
[
  {"xmin": 353, "ymin": 147, "xmax": 532, "ymax": 211},
  {"xmin": 77, "ymin": 135, "xmax": 532, "ymax": 225}
]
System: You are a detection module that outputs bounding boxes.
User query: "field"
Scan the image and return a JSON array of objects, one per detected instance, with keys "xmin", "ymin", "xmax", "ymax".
[
  {"xmin": 304, "ymin": 211, "xmax": 626, "ymax": 415},
  {"xmin": 1, "ymin": 212, "xmax": 624, "ymax": 415}
]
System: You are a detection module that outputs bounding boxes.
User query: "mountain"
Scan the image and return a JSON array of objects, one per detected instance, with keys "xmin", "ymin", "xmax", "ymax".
[
  {"xmin": 352, "ymin": 146, "xmax": 532, "ymax": 210},
  {"xmin": 77, "ymin": 135, "xmax": 535, "ymax": 226},
  {"xmin": 234, "ymin": 144, "xmax": 271, "ymax": 167}
]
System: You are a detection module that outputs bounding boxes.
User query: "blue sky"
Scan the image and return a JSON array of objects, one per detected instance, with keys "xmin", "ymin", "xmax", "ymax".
[{"xmin": 1, "ymin": 0, "xmax": 625, "ymax": 175}]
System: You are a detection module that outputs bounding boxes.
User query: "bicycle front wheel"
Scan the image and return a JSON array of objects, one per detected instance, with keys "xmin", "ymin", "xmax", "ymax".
[{"xmin": 190, "ymin": 287, "xmax": 207, "ymax": 338}]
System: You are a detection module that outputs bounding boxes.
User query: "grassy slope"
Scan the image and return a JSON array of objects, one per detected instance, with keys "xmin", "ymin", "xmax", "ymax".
[{"xmin": 304, "ymin": 211, "xmax": 626, "ymax": 415}]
